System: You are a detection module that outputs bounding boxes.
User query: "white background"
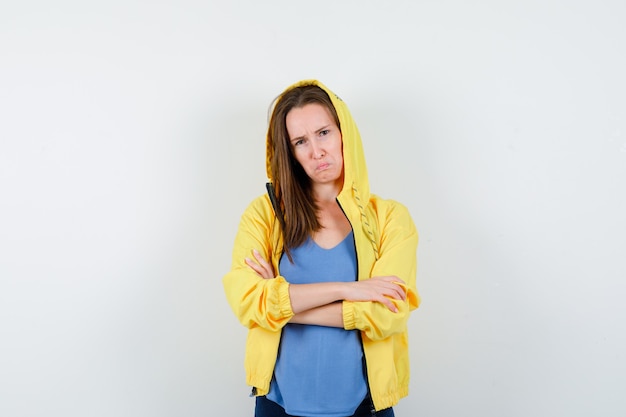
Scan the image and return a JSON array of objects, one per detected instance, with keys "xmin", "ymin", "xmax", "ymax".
[{"xmin": 1, "ymin": 1, "xmax": 625, "ymax": 416}]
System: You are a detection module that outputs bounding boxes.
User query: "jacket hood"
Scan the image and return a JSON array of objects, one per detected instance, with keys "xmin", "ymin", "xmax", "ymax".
[{"xmin": 265, "ymin": 80, "xmax": 370, "ymax": 205}]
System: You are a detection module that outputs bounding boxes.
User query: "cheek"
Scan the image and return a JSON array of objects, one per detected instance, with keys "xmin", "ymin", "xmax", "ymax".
[
  {"xmin": 292, "ymin": 149, "xmax": 310, "ymax": 169},
  {"xmin": 334, "ymin": 140, "xmax": 344, "ymax": 162},
  {"xmin": 336, "ymin": 135, "xmax": 344, "ymax": 159}
]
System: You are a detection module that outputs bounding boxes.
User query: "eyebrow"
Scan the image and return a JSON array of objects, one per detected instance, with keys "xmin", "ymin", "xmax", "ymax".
[{"xmin": 289, "ymin": 124, "xmax": 331, "ymax": 144}]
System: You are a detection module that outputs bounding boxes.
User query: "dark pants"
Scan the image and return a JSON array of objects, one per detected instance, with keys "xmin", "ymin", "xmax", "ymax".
[{"xmin": 255, "ymin": 395, "xmax": 395, "ymax": 417}]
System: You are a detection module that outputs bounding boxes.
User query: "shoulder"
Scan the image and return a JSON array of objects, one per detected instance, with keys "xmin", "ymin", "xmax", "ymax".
[
  {"xmin": 368, "ymin": 194, "xmax": 414, "ymax": 223},
  {"xmin": 368, "ymin": 195, "xmax": 418, "ymax": 252},
  {"xmin": 236, "ymin": 194, "xmax": 276, "ymax": 228},
  {"xmin": 233, "ymin": 194, "xmax": 280, "ymax": 245},
  {"xmin": 367, "ymin": 194, "xmax": 417, "ymax": 239},
  {"xmin": 241, "ymin": 194, "xmax": 273, "ymax": 216}
]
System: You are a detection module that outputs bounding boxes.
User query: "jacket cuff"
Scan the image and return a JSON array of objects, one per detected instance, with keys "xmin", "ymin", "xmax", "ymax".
[
  {"xmin": 342, "ymin": 301, "xmax": 356, "ymax": 330},
  {"xmin": 276, "ymin": 278, "xmax": 294, "ymax": 318}
]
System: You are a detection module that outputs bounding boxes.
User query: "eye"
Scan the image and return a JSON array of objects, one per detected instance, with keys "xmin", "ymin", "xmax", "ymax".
[
  {"xmin": 319, "ymin": 129, "xmax": 330, "ymax": 136},
  {"xmin": 293, "ymin": 138, "xmax": 305, "ymax": 147}
]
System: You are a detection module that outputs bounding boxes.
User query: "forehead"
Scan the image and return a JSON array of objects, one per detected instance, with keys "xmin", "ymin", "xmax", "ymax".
[{"xmin": 285, "ymin": 103, "xmax": 334, "ymax": 137}]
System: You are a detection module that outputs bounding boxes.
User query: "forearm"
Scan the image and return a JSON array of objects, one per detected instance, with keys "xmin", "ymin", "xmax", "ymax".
[
  {"xmin": 288, "ymin": 282, "xmax": 346, "ymax": 314},
  {"xmin": 289, "ymin": 302, "xmax": 344, "ymax": 328}
]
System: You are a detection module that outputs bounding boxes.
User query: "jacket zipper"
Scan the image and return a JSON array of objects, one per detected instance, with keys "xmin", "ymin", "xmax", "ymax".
[{"xmin": 338, "ymin": 197, "xmax": 375, "ymax": 413}]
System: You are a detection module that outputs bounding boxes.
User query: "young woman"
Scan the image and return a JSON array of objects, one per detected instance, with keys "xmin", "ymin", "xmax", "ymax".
[{"xmin": 223, "ymin": 80, "xmax": 420, "ymax": 417}]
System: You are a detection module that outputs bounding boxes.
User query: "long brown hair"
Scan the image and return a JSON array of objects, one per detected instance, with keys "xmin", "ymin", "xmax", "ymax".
[{"xmin": 267, "ymin": 84, "xmax": 341, "ymax": 257}]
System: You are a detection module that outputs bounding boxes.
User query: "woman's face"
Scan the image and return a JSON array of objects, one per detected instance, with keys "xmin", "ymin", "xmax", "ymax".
[{"xmin": 286, "ymin": 103, "xmax": 343, "ymax": 190}]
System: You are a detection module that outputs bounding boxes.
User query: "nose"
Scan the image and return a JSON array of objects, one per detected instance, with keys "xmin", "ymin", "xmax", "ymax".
[{"xmin": 311, "ymin": 141, "xmax": 325, "ymax": 159}]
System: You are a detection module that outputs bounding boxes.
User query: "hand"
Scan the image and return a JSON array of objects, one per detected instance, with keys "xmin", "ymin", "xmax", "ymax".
[
  {"xmin": 344, "ymin": 276, "xmax": 406, "ymax": 312},
  {"xmin": 245, "ymin": 249, "xmax": 275, "ymax": 279}
]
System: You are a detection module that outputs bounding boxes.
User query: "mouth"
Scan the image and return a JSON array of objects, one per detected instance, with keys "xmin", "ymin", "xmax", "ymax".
[{"xmin": 316, "ymin": 163, "xmax": 330, "ymax": 171}]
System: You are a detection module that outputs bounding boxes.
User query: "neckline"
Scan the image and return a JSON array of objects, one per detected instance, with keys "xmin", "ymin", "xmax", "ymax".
[{"xmin": 310, "ymin": 230, "xmax": 353, "ymax": 251}]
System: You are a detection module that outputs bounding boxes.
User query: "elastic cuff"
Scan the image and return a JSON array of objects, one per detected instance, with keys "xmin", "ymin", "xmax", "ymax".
[
  {"xmin": 342, "ymin": 301, "xmax": 356, "ymax": 330},
  {"xmin": 276, "ymin": 278, "xmax": 294, "ymax": 318}
]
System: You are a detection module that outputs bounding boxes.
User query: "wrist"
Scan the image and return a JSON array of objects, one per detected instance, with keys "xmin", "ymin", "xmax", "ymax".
[{"xmin": 336, "ymin": 281, "xmax": 350, "ymax": 301}]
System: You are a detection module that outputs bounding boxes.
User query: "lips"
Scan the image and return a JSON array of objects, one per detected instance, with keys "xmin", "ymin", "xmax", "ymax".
[{"xmin": 316, "ymin": 162, "xmax": 330, "ymax": 171}]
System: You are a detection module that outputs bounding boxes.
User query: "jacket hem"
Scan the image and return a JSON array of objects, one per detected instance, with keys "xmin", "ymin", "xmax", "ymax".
[{"xmin": 372, "ymin": 386, "xmax": 409, "ymax": 411}]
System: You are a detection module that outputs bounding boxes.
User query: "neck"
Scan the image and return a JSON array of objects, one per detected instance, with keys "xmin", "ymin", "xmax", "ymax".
[{"xmin": 312, "ymin": 182, "xmax": 342, "ymax": 204}]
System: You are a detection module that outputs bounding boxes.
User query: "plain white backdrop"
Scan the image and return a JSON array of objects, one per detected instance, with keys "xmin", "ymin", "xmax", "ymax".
[{"xmin": 1, "ymin": 1, "xmax": 625, "ymax": 416}]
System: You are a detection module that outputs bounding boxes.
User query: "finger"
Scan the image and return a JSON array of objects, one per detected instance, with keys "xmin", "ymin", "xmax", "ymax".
[
  {"xmin": 253, "ymin": 250, "xmax": 275, "ymax": 277},
  {"xmin": 245, "ymin": 258, "xmax": 265, "ymax": 275},
  {"xmin": 386, "ymin": 280, "xmax": 407, "ymax": 300},
  {"xmin": 386, "ymin": 275, "xmax": 405, "ymax": 285},
  {"xmin": 378, "ymin": 296, "xmax": 399, "ymax": 313},
  {"xmin": 391, "ymin": 284, "xmax": 407, "ymax": 301},
  {"xmin": 245, "ymin": 257, "xmax": 272, "ymax": 279},
  {"xmin": 379, "ymin": 282, "xmax": 406, "ymax": 301},
  {"xmin": 252, "ymin": 249, "xmax": 271, "ymax": 269},
  {"xmin": 250, "ymin": 249, "xmax": 276, "ymax": 278}
]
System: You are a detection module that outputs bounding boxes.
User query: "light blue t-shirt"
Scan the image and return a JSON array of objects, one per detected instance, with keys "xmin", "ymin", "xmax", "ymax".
[{"xmin": 266, "ymin": 231, "xmax": 368, "ymax": 417}]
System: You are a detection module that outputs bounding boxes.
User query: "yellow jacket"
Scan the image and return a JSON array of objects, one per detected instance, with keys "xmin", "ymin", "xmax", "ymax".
[{"xmin": 222, "ymin": 80, "xmax": 420, "ymax": 411}]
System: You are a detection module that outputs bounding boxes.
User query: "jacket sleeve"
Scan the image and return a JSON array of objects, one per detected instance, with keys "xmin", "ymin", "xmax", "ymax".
[
  {"xmin": 343, "ymin": 201, "xmax": 420, "ymax": 340},
  {"xmin": 222, "ymin": 196, "xmax": 294, "ymax": 331}
]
